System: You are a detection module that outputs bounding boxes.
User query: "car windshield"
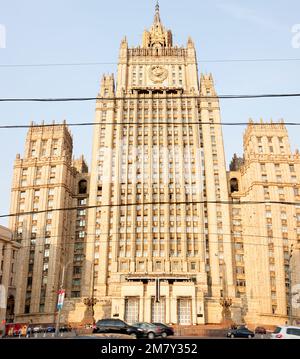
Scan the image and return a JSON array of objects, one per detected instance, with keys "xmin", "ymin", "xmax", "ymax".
[{"xmin": 273, "ymin": 327, "xmax": 282, "ymax": 334}]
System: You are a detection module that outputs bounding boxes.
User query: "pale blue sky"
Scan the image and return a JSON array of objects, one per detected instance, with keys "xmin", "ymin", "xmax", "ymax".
[{"xmin": 0, "ymin": 0, "xmax": 300, "ymax": 225}]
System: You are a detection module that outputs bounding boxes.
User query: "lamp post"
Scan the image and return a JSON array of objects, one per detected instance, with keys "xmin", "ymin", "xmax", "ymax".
[
  {"xmin": 218, "ymin": 257, "xmax": 233, "ymax": 325},
  {"xmin": 288, "ymin": 244, "xmax": 294, "ymax": 325},
  {"xmin": 82, "ymin": 261, "xmax": 98, "ymax": 326},
  {"xmin": 55, "ymin": 259, "xmax": 73, "ymax": 336}
]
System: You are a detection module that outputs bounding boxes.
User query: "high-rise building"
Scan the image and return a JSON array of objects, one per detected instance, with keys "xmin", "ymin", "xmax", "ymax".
[
  {"xmin": 9, "ymin": 122, "xmax": 88, "ymax": 323},
  {"xmin": 8, "ymin": 4, "xmax": 300, "ymax": 327},
  {"xmin": 228, "ymin": 120, "xmax": 300, "ymax": 325},
  {"xmin": 67, "ymin": 3, "xmax": 238, "ymax": 325}
]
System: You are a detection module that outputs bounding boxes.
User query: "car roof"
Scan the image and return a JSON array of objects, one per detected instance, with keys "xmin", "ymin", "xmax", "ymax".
[{"xmin": 280, "ymin": 326, "xmax": 300, "ymax": 329}]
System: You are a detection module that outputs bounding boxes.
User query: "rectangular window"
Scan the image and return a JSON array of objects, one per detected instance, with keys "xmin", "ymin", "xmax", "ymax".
[{"xmin": 48, "ymin": 188, "xmax": 54, "ymax": 196}]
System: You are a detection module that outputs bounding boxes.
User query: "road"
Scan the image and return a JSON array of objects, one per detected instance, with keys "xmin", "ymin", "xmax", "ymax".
[{"xmin": 1, "ymin": 333, "xmax": 270, "ymax": 339}]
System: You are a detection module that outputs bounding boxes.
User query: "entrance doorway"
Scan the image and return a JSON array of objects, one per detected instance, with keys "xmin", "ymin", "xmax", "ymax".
[
  {"xmin": 151, "ymin": 297, "xmax": 166, "ymax": 323},
  {"xmin": 124, "ymin": 297, "xmax": 139, "ymax": 324},
  {"xmin": 177, "ymin": 298, "xmax": 192, "ymax": 325}
]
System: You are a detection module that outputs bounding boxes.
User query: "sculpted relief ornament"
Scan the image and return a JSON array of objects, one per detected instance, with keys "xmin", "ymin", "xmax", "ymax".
[{"xmin": 149, "ymin": 65, "xmax": 168, "ymax": 83}]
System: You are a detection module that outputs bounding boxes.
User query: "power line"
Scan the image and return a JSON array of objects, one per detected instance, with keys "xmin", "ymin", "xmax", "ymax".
[
  {"xmin": 9, "ymin": 216, "xmax": 300, "ymax": 235},
  {"xmin": 10, "ymin": 231, "xmax": 297, "ymax": 248},
  {"xmin": 8, "ymin": 236, "xmax": 297, "ymax": 250},
  {"xmin": 2, "ymin": 199, "xmax": 300, "ymax": 219},
  {"xmin": 0, "ymin": 93, "xmax": 300, "ymax": 102},
  {"xmin": 1, "ymin": 58, "xmax": 300, "ymax": 68},
  {"xmin": 1, "ymin": 120, "xmax": 300, "ymax": 129}
]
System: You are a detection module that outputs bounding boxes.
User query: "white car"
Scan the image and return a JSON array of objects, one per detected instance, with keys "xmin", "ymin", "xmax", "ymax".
[{"xmin": 270, "ymin": 326, "xmax": 300, "ymax": 339}]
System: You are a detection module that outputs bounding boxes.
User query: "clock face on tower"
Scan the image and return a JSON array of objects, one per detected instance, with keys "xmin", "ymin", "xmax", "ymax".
[{"xmin": 149, "ymin": 65, "xmax": 168, "ymax": 83}]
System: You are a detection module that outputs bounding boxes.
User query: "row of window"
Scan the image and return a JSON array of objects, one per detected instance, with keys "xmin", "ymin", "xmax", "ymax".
[
  {"xmin": 21, "ymin": 165, "xmax": 57, "ymax": 176},
  {"xmin": 29, "ymin": 139, "xmax": 63, "ymax": 158},
  {"xmin": 118, "ymin": 260, "xmax": 197, "ymax": 272}
]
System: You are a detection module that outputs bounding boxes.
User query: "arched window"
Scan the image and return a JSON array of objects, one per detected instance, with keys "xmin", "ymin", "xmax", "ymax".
[
  {"xmin": 230, "ymin": 178, "xmax": 239, "ymax": 193},
  {"xmin": 78, "ymin": 180, "xmax": 87, "ymax": 194}
]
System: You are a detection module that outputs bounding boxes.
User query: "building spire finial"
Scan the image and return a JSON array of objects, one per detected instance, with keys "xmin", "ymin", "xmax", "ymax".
[{"xmin": 154, "ymin": 0, "xmax": 161, "ymax": 25}]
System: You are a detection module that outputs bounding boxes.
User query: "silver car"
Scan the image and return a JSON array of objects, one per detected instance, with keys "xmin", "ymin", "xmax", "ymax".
[{"xmin": 270, "ymin": 326, "xmax": 300, "ymax": 339}]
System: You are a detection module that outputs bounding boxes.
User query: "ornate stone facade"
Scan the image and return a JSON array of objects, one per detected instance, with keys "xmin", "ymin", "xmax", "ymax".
[
  {"xmin": 8, "ymin": 4, "xmax": 300, "ymax": 327},
  {"xmin": 9, "ymin": 122, "xmax": 89, "ymax": 324},
  {"xmin": 78, "ymin": 3, "xmax": 238, "ymax": 326},
  {"xmin": 228, "ymin": 120, "xmax": 300, "ymax": 325}
]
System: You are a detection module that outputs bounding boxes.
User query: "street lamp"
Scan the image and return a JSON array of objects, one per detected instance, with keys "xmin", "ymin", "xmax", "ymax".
[
  {"xmin": 216, "ymin": 254, "xmax": 233, "ymax": 325},
  {"xmin": 288, "ymin": 244, "xmax": 294, "ymax": 325},
  {"xmin": 54, "ymin": 258, "xmax": 73, "ymax": 336},
  {"xmin": 81, "ymin": 261, "xmax": 98, "ymax": 326}
]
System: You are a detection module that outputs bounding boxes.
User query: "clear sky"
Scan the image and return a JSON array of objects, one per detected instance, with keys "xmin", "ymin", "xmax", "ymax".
[{"xmin": 0, "ymin": 0, "xmax": 300, "ymax": 226}]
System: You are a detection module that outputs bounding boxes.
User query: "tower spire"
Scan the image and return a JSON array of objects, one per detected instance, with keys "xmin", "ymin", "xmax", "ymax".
[
  {"xmin": 154, "ymin": 0, "xmax": 161, "ymax": 25},
  {"xmin": 156, "ymin": 0, "xmax": 159, "ymax": 12},
  {"xmin": 142, "ymin": 1, "xmax": 173, "ymax": 48}
]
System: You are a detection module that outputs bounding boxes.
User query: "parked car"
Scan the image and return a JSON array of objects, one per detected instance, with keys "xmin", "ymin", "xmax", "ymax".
[
  {"xmin": 152, "ymin": 323, "xmax": 174, "ymax": 338},
  {"xmin": 255, "ymin": 326, "xmax": 267, "ymax": 334},
  {"xmin": 46, "ymin": 326, "xmax": 56, "ymax": 333},
  {"xmin": 93, "ymin": 319, "xmax": 143, "ymax": 338},
  {"xmin": 132, "ymin": 322, "xmax": 164, "ymax": 339},
  {"xmin": 270, "ymin": 326, "xmax": 300, "ymax": 339},
  {"xmin": 227, "ymin": 325, "xmax": 255, "ymax": 338},
  {"xmin": 32, "ymin": 326, "xmax": 44, "ymax": 334},
  {"xmin": 59, "ymin": 325, "xmax": 72, "ymax": 333}
]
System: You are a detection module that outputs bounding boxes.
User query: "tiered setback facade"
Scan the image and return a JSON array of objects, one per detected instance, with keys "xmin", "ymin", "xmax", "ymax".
[
  {"xmin": 228, "ymin": 121, "xmax": 300, "ymax": 325},
  {"xmin": 9, "ymin": 123, "xmax": 89, "ymax": 323},
  {"xmin": 77, "ymin": 5, "xmax": 237, "ymax": 325},
  {"xmin": 7, "ymin": 5, "xmax": 300, "ymax": 326}
]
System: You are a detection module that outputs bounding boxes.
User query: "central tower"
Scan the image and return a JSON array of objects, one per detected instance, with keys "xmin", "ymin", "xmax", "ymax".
[
  {"xmin": 117, "ymin": 3, "xmax": 199, "ymax": 96},
  {"xmin": 82, "ymin": 3, "xmax": 237, "ymax": 325}
]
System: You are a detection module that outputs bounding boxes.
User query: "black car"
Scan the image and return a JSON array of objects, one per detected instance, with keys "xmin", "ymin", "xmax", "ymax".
[
  {"xmin": 59, "ymin": 325, "xmax": 72, "ymax": 333},
  {"xmin": 132, "ymin": 322, "xmax": 164, "ymax": 339},
  {"xmin": 227, "ymin": 326, "xmax": 255, "ymax": 338},
  {"xmin": 152, "ymin": 323, "xmax": 174, "ymax": 338},
  {"xmin": 93, "ymin": 319, "xmax": 143, "ymax": 338}
]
